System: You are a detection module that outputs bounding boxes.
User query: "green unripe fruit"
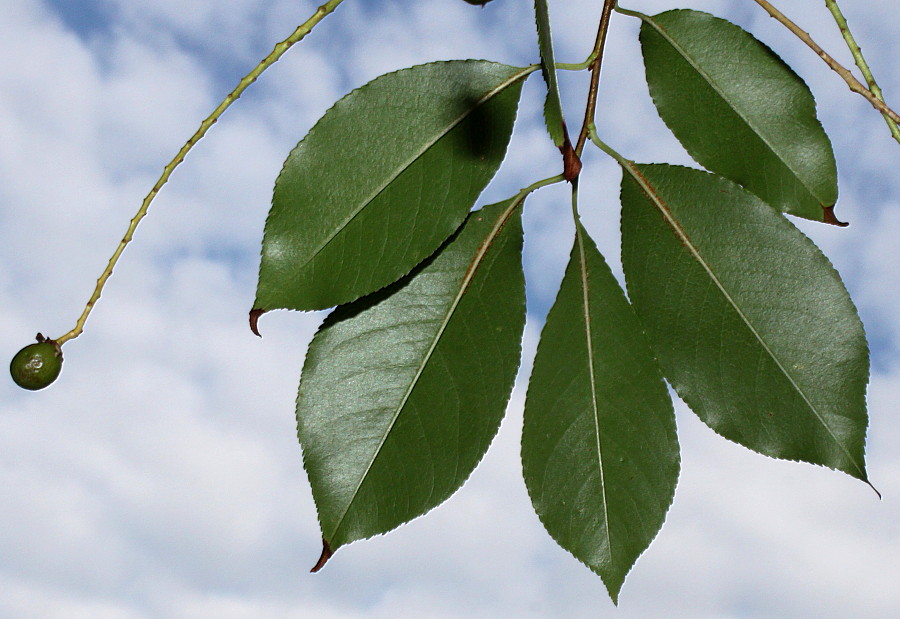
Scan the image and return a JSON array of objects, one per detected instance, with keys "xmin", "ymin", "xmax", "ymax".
[{"xmin": 10, "ymin": 339, "xmax": 63, "ymax": 391}]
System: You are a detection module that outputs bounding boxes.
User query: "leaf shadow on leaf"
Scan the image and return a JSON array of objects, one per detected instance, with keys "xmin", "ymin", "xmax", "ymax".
[
  {"xmin": 450, "ymin": 93, "xmax": 511, "ymax": 161},
  {"xmin": 321, "ymin": 219, "xmax": 466, "ymax": 326}
]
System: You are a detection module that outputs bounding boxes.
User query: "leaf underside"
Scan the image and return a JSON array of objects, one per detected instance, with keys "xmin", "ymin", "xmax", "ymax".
[
  {"xmin": 640, "ymin": 9, "xmax": 838, "ymax": 223},
  {"xmin": 296, "ymin": 199, "xmax": 526, "ymax": 559},
  {"xmin": 523, "ymin": 221, "xmax": 679, "ymax": 603},
  {"xmin": 620, "ymin": 163, "xmax": 870, "ymax": 482},
  {"xmin": 256, "ymin": 60, "xmax": 529, "ymax": 312}
]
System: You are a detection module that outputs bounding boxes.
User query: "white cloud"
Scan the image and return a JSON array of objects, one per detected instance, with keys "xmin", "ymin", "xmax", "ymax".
[{"xmin": 1, "ymin": 0, "xmax": 899, "ymax": 616}]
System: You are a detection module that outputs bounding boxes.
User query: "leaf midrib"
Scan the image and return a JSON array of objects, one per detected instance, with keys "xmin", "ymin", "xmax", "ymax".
[
  {"xmin": 643, "ymin": 15, "xmax": 826, "ymax": 207},
  {"xmin": 575, "ymin": 223, "xmax": 614, "ymax": 562},
  {"xmin": 293, "ymin": 65, "xmax": 534, "ymax": 276},
  {"xmin": 327, "ymin": 201, "xmax": 521, "ymax": 543},
  {"xmin": 624, "ymin": 163, "xmax": 864, "ymax": 479}
]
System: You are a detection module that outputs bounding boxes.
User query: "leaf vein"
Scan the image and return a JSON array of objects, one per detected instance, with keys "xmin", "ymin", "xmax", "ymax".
[
  {"xmin": 642, "ymin": 15, "xmax": 825, "ymax": 205},
  {"xmin": 624, "ymin": 163, "xmax": 864, "ymax": 479},
  {"xmin": 328, "ymin": 200, "xmax": 522, "ymax": 541},
  {"xmin": 295, "ymin": 66, "xmax": 534, "ymax": 275}
]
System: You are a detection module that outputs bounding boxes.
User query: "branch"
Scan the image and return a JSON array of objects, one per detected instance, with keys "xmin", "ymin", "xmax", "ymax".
[
  {"xmin": 55, "ymin": 0, "xmax": 346, "ymax": 345},
  {"xmin": 750, "ymin": 0, "xmax": 900, "ymax": 129},
  {"xmin": 574, "ymin": 0, "xmax": 617, "ymax": 156},
  {"xmin": 823, "ymin": 0, "xmax": 900, "ymax": 143}
]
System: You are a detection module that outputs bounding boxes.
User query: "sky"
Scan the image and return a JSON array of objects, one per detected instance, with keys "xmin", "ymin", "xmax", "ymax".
[{"xmin": 1, "ymin": 0, "xmax": 899, "ymax": 617}]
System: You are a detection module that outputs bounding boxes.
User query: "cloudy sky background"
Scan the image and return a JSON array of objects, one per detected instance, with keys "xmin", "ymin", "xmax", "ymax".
[{"xmin": 1, "ymin": 0, "xmax": 899, "ymax": 616}]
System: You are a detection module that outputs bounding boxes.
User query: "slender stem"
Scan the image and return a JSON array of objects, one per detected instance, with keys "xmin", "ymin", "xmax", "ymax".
[
  {"xmin": 556, "ymin": 60, "xmax": 593, "ymax": 72},
  {"xmin": 517, "ymin": 173, "xmax": 567, "ymax": 201},
  {"xmin": 749, "ymin": 0, "xmax": 900, "ymax": 128},
  {"xmin": 55, "ymin": 0, "xmax": 345, "ymax": 345},
  {"xmin": 473, "ymin": 173, "xmax": 566, "ymax": 245},
  {"xmin": 587, "ymin": 124, "xmax": 631, "ymax": 169},
  {"xmin": 824, "ymin": 0, "xmax": 900, "ymax": 143},
  {"xmin": 486, "ymin": 174, "xmax": 566, "ymax": 253},
  {"xmin": 611, "ymin": 4, "xmax": 648, "ymax": 21},
  {"xmin": 570, "ymin": 179, "xmax": 580, "ymax": 222},
  {"xmin": 574, "ymin": 0, "xmax": 617, "ymax": 156}
]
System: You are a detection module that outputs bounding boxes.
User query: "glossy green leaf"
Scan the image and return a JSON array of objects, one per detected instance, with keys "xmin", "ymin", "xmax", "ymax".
[
  {"xmin": 296, "ymin": 199, "xmax": 526, "ymax": 566},
  {"xmin": 534, "ymin": 0, "xmax": 565, "ymax": 147},
  {"xmin": 523, "ymin": 221, "xmax": 679, "ymax": 603},
  {"xmin": 638, "ymin": 9, "xmax": 839, "ymax": 223},
  {"xmin": 255, "ymin": 60, "xmax": 531, "ymax": 312},
  {"xmin": 620, "ymin": 163, "xmax": 870, "ymax": 484}
]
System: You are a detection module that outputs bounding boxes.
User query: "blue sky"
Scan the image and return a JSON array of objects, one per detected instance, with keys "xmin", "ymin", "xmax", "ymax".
[{"xmin": 2, "ymin": 0, "xmax": 899, "ymax": 617}]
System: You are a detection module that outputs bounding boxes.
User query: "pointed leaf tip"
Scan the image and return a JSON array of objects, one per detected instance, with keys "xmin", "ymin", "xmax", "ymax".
[
  {"xmin": 823, "ymin": 205, "xmax": 849, "ymax": 227},
  {"xmin": 297, "ymin": 200, "xmax": 526, "ymax": 551},
  {"xmin": 522, "ymin": 223, "xmax": 678, "ymax": 602},
  {"xmin": 620, "ymin": 164, "xmax": 870, "ymax": 481},
  {"xmin": 249, "ymin": 308, "xmax": 265, "ymax": 337},
  {"xmin": 310, "ymin": 539, "xmax": 333, "ymax": 573},
  {"xmin": 639, "ymin": 9, "xmax": 838, "ymax": 222},
  {"xmin": 867, "ymin": 479, "xmax": 882, "ymax": 500}
]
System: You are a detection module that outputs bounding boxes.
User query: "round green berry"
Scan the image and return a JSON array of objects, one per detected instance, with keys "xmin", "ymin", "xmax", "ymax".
[{"xmin": 10, "ymin": 340, "xmax": 63, "ymax": 391}]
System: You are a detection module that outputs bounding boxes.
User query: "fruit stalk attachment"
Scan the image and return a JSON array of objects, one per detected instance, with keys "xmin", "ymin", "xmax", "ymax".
[{"xmin": 10, "ymin": 0, "xmax": 345, "ymax": 390}]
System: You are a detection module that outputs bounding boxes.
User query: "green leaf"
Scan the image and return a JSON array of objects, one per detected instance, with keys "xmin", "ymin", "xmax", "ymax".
[
  {"xmin": 296, "ymin": 199, "xmax": 526, "ymax": 565},
  {"xmin": 534, "ymin": 0, "xmax": 565, "ymax": 147},
  {"xmin": 620, "ymin": 163, "xmax": 871, "ymax": 485},
  {"xmin": 522, "ymin": 221, "xmax": 679, "ymax": 604},
  {"xmin": 255, "ymin": 60, "xmax": 532, "ymax": 312},
  {"xmin": 638, "ymin": 9, "xmax": 839, "ymax": 223}
]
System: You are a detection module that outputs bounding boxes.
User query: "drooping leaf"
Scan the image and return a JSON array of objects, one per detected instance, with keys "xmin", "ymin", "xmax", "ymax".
[
  {"xmin": 534, "ymin": 0, "xmax": 565, "ymax": 147},
  {"xmin": 533, "ymin": 0, "xmax": 580, "ymax": 181},
  {"xmin": 522, "ymin": 221, "xmax": 679, "ymax": 603},
  {"xmin": 296, "ymin": 199, "xmax": 526, "ymax": 566},
  {"xmin": 620, "ymin": 163, "xmax": 871, "ymax": 484},
  {"xmin": 638, "ymin": 9, "xmax": 839, "ymax": 223},
  {"xmin": 255, "ymin": 60, "xmax": 532, "ymax": 313}
]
